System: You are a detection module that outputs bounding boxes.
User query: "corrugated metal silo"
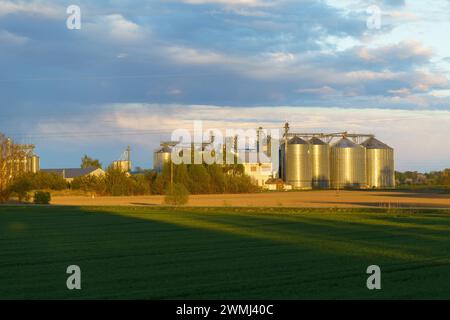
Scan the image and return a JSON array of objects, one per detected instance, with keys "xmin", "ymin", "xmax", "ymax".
[
  {"xmin": 330, "ymin": 137, "xmax": 366, "ymax": 188},
  {"xmin": 361, "ymin": 137, "xmax": 395, "ymax": 188},
  {"xmin": 285, "ymin": 136, "xmax": 312, "ymax": 189},
  {"xmin": 309, "ymin": 137, "xmax": 330, "ymax": 188},
  {"xmin": 153, "ymin": 146, "xmax": 171, "ymax": 173}
]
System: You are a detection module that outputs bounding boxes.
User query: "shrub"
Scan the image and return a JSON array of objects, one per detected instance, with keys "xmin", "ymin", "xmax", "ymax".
[
  {"xmin": 71, "ymin": 175, "xmax": 107, "ymax": 195},
  {"xmin": 31, "ymin": 172, "xmax": 68, "ymax": 190},
  {"xmin": 164, "ymin": 183, "xmax": 189, "ymax": 206},
  {"xmin": 10, "ymin": 176, "xmax": 33, "ymax": 202},
  {"xmin": 34, "ymin": 191, "xmax": 51, "ymax": 204}
]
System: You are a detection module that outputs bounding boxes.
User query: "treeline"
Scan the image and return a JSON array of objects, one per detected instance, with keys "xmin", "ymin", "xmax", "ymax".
[
  {"xmin": 396, "ymin": 169, "xmax": 450, "ymax": 186},
  {"xmin": 7, "ymin": 163, "xmax": 258, "ymax": 199},
  {"xmin": 71, "ymin": 163, "xmax": 258, "ymax": 196}
]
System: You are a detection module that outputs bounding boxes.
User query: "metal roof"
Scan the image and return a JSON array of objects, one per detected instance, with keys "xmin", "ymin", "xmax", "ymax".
[
  {"xmin": 309, "ymin": 137, "xmax": 327, "ymax": 145},
  {"xmin": 41, "ymin": 167, "xmax": 102, "ymax": 179},
  {"xmin": 288, "ymin": 136, "xmax": 308, "ymax": 145},
  {"xmin": 361, "ymin": 137, "xmax": 392, "ymax": 149},
  {"xmin": 332, "ymin": 137, "xmax": 361, "ymax": 148},
  {"xmin": 156, "ymin": 146, "xmax": 172, "ymax": 153}
]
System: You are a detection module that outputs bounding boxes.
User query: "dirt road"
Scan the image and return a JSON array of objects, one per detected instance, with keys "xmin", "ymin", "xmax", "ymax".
[{"xmin": 51, "ymin": 190, "xmax": 450, "ymax": 208}]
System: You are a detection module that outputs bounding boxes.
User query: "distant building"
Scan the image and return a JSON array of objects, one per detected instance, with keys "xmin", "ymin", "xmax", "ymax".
[
  {"xmin": 111, "ymin": 160, "xmax": 132, "ymax": 173},
  {"xmin": 41, "ymin": 167, "xmax": 105, "ymax": 183},
  {"xmin": 239, "ymin": 151, "xmax": 276, "ymax": 189}
]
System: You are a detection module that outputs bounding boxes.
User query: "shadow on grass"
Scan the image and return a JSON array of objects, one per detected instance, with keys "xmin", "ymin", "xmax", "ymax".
[{"xmin": 1, "ymin": 206, "xmax": 450, "ymax": 299}]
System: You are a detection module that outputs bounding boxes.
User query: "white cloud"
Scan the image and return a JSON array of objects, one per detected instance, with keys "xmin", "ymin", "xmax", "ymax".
[
  {"xmin": 181, "ymin": 0, "xmax": 273, "ymax": 7},
  {"xmin": 85, "ymin": 14, "xmax": 147, "ymax": 44},
  {"xmin": 31, "ymin": 103, "xmax": 450, "ymax": 171},
  {"xmin": 0, "ymin": 0, "xmax": 60, "ymax": 17}
]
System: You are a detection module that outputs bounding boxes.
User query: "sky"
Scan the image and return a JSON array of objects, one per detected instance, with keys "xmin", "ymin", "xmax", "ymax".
[{"xmin": 0, "ymin": 0, "xmax": 450, "ymax": 171}]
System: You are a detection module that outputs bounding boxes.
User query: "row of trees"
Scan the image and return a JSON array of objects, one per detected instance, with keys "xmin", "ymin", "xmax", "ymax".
[
  {"xmin": 5, "ymin": 163, "xmax": 259, "ymax": 201},
  {"xmin": 1, "ymin": 133, "xmax": 258, "ymax": 202},
  {"xmin": 396, "ymin": 169, "xmax": 450, "ymax": 186},
  {"xmin": 70, "ymin": 163, "xmax": 258, "ymax": 196}
]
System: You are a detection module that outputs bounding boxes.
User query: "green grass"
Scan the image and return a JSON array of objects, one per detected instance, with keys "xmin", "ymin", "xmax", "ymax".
[{"xmin": 1, "ymin": 206, "xmax": 450, "ymax": 299}]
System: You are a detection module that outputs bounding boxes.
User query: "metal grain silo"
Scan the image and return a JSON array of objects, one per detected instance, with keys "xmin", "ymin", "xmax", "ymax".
[
  {"xmin": 153, "ymin": 146, "xmax": 171, "ymax": 173},
  {"xmin": 330, "ymin": 137, "xmax": 366, "ymax": 189},
  {"xmin": 285, "ymin": 136, "xmax": 312, "ymax": 189},
  {"xmin": 309, "ymin": 137, "xmax": 330, "ymax": 189},
  {"xmin": 361, "ymin": 137, "xmax": 395, "ymax": 188}
]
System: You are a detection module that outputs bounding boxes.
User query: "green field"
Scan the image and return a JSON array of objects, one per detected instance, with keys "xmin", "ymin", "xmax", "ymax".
[{"xmin": 1, "ymin": 206, "xmax": 450, "ymax": 299}]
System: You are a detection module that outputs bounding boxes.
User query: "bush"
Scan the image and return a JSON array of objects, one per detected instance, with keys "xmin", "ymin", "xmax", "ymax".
[
  {"xmin": 34, "ymin": 191, "xmax": 51, "ymax": 204},
  {"xmin": 10, "ymin": 176, "xmax": 33, "ymax": 202},
  {"xmin": 71, "ymin": 175, "xmax": 107, "ymax": 195},
  {"xmin": 164, "ymin": 183, "xmax": 189, "ymax": 206},
  {"xmin": 31, "ymin": 172, "xmax": 68, "ymax": 190}
]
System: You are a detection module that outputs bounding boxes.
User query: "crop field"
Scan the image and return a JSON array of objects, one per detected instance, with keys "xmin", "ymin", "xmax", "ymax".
[
  {"xmin": 50, "ymin": 190, "xmax": 450, "ymax": 209},
  {"xmin": 1, "ymin": 206, "xmax": 450, "ymax": 299}
]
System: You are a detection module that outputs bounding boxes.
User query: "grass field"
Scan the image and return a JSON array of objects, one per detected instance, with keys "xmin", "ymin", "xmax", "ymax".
[{"xmin": 1, "ymin": 206, "xmax": 450, "ymax": 299}]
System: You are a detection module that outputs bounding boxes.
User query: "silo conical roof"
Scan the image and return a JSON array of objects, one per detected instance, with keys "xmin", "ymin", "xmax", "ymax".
[
  {"xmin": 309, "ymin": 137, "xmax": 327, "ymax": 145},
  {"xmin": 157, "ymin": 146, "xmax": 172, "ymax": 153},
  {"xmin": 288, "ymin": 136, "xmax": 308, "ymax": 145},
  {"xmin": 361, "ymin": 137, "xmax": 392, "ymax": 149},
  {"xmin": 332, "ymin": 137, "xmax": 360, "ymax": 148}
]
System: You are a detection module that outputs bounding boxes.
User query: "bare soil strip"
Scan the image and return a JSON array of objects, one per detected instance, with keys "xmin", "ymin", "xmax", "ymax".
[{"xmin": 51, "ymin": 190, "xmax": 450, "ymax": 208}]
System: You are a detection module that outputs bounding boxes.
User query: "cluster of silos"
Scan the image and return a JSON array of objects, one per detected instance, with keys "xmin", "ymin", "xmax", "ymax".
[
  {"xmin": 280, "ymin": 135, "xmax": 395, "ymax": 189},
  {"xmin": 25, "ymin": 155, "xmax": 40, "ymax": 173}
]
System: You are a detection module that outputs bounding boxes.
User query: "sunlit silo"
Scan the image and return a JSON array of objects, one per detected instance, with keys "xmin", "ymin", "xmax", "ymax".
[
  {"xmin": 361, "ymin": 137, "xmax": 395, "ymax": 188},
  {"xmin": 309, "ymin": 137, "xmax": 330, "ymax": 189},
  {"xmin": 330, "ymin": 137, "xmax": 366, "ymax": 188},
  {"xmin": 285, "ymin": 136, "xmax": 312, "ymax": 189},
  {"xmin": 112, "ymin": 160, "xmax": 132, "ymax": 172},
  {"xmin": 28, "ymin": 155, "xmax": 40, "ymax": 173},
  {"xmin": 153, "ymin": 146, "xmax": 171, "ymax": 173}
]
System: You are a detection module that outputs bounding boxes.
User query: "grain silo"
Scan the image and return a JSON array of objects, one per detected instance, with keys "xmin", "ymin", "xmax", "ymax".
[
  {"xmin": 153, "ymin": 146, "xmax": 171, "ymax": 173},
  {"xmin": 309, "ymin": 137, "xmax": 330, "ymax": 188},
  {"xmin": 330, "ymin": 137, "xmax": 366, "ymax": 188},
  {"xmin": 361, "ymin": 137, "xmax": 395, "ymax": 188},
  {"xmin": 285, "ymin": 136, "xmax": 312, "ymax": 189}
]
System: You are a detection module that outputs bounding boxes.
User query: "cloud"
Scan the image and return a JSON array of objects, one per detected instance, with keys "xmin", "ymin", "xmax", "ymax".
[
  {"xmin": 28, "ymin": 103, "xmax": 450, "ymax": 171},
  {"xmin": 0, "ymin": 0, "xmax": 61, "ymax": 17},
  {"xmin": 85, "ymin": 14, "xmax": 147, "ymax": 44},
  {"xmin": 0, "ymin": 29, "xmax": 28, "ymax": 45},
  {"xmin": 180, "ymin": 0, "xmax": 273, "ymax": 7}
]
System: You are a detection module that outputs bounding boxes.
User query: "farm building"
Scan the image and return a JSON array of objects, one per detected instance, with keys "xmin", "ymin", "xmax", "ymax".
[{"xmin": 41, "ymin": 167, "xmax": 105, "ymax": 183}]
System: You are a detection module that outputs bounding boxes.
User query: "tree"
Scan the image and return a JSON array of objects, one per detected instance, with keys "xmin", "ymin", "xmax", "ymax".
[
  {"xmin": 187, "ymin": 164, "xmax": 210, "ymax": 194},
  {"xmin": 0, "ymin": 134, "xmax": 29, "ymax": 202},
  {"xmin": 81, "ymin": 155, "xmax": 102, "ymax": 169},
  {"xmin": 105, "ymin": 166, "xmax": 131, "ymax": 196},
  {"xmin": 164, "ymin": 183, "xmax": 189, "ymax": 205},
  {"xmin": 9, "ymin": 175, "xmax": 33, "ymax": 202}
]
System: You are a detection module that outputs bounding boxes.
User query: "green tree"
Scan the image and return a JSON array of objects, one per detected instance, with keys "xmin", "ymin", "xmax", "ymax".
[
  {"xmin": 10, "ymin": 175, "xmax": 33, "ymax": 202},
  {"xmin": 81, "ymin": 155, "xmax": 102, "ymax": 169},
  {"xmin": 164, "ymin": 183, "xmax": 189, "ymax": 205},
  {"xmin": 187, "ymin": 164, "xmax": 210, "ymax": 194},
  {"xmin": 105, "ymin": 166, "xmax": 131, "ymax": 196},
  {"xmin": 208, "ymin": 164, "xmax": 225, "ymax": 193}
]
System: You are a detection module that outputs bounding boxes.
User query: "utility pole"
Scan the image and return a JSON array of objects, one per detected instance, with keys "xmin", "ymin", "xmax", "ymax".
[
  {"xmin": 170, "ymin": 159, "xmax": 174, "ymax": 190},
  {"xmin": 283, "ymin": 122, "xmax": 289, "ymax": 181},
  {"xmin": 126, "ymin": 145, "xmax": 131, "ymax": 172}
]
